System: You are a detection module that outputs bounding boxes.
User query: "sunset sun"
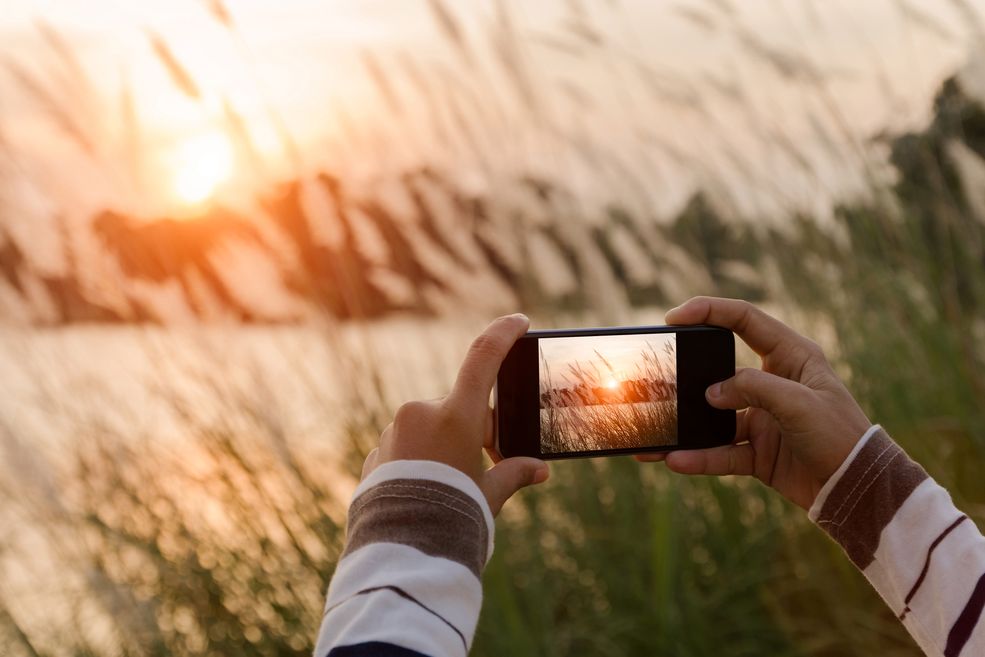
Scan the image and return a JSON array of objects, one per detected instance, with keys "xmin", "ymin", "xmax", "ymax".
[
  {"xmin": 605, "ymin": 377, "xmax": 620, "ymax": 389},
  {"xmin": 172, "ymin": 133, "xmax": 234, "ymax": 205}
]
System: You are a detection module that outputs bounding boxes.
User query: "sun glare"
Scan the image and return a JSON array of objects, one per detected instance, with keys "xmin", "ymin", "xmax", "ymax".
[
  {"xmin": 172, "ymin": 133, "xmax": 234, "ymax": 205},
  {"xmin": 605, "ymin": 377, "xmax": 620, "ymax": 389}
]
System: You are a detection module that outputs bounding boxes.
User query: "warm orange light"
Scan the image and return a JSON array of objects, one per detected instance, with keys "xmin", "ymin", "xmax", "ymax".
[
  {"xmin": 172, "ymin": 133, "xmax": 233, "ymax": 205},
  {"xmin": 605, "ymin": 377, "xmax": 620, "ymax": 389}
]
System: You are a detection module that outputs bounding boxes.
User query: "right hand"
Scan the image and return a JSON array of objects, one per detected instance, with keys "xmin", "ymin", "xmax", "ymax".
[
  {"xmin": 360, "ymin": 314, "xmax": 550, "ymax": 517},
  {"xmin": 636, "ymin": 296, "xmax": 872, "ymax": 510}
]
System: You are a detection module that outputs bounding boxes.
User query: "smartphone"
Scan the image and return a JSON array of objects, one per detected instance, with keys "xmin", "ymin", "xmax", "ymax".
[{"xmin": 495, "ymin": 325, "xmax": 735, "ymax": 460}]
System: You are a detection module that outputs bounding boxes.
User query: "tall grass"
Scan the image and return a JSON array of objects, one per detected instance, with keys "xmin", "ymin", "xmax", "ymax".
[{"xmin": 2, "ymin": 2, "xmax": 985, "ymax": 657}]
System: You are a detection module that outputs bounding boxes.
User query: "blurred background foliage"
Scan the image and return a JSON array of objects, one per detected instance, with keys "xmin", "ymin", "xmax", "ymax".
[{"xmin": 1, "ymin": 1, "xmax": 985, "ymax": 656}]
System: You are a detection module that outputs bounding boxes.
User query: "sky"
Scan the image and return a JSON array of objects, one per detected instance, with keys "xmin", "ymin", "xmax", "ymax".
[
  {"xmin": 2, "ymin": 0, "xmax": 984, "ymax": 224},
  {"xmin": 539, "ymin": 332, "xmax": 675, "ymax": 392}
]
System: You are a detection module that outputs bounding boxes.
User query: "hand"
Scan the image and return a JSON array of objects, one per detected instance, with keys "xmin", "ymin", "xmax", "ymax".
[
  {"xmin": 361, "ymin": 314, "xmax": 550, "ymax": 516},
  {"xmin": 637, "ymin": 297, "xmax": 872, "ymax": 510}
]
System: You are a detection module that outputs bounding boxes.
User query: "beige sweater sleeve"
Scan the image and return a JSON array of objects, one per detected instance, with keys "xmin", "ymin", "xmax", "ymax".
[{"xmin": 809, "ymin": 426, "xmax": 985, "ymax": 657}]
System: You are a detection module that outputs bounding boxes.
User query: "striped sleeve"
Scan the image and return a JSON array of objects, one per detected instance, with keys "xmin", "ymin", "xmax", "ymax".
[
  {"xmin": 314, "ymin": 460, "xmax": 494, "ymax": 657},
  {"xmin": 810, "ymin": 425, "xmax": 985, "ymax": 657}
]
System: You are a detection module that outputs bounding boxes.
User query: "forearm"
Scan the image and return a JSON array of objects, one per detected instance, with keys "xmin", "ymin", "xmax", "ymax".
[
  {"xmin": 810, "ymin": 425, "xmax": 985, "ymax": 657},
  {"xmin": 315, "ymin": 460, "xmax": 494, "ymax": 657}
]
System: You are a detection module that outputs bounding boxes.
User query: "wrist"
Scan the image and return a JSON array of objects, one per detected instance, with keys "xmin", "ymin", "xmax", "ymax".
[{"xmin": 808, "ymin": 424, "xmax": 881, "ymax": 521}]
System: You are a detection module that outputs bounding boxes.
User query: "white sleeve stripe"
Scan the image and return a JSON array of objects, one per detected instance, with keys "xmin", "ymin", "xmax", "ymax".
[
  {"xmin": 323, "ymin": 585, "xmax": 467, "ymax": 652},
  {"xmin": 325, "ymin": 541, "xmax": 482, "ymax": 634},
  {"xmin": 314, "ymin": 585, "xmax": 468, "ymax": 657},
  {"xmin": 899, "ymin": 514, "xmax": 969, "ymax": 619}
]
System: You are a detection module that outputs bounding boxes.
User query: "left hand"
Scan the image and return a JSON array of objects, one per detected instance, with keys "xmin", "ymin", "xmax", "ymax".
[{"xmin": 360, "ymin": 313, "xmax": 550, "ymax": 516}]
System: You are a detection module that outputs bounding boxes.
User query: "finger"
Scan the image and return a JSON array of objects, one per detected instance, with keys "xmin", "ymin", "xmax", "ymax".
[
  {"xmin": 706, "ymin": 367, "xmax": 812, "ymax": 419},
  {"xmin": 450, "ymin": 314, "xmax": 530, "ymax": 411},
  {"xmin": 378, "ymin": 422, "xmax": 393, "ymax": 448},
  {"xmin": 634, "ymin": 452, "xmax": 667, "ymax": 462},
  {"xmin": 483, "ymin": 407, "xmax": 495, "ymax": 449},
  {"xmin": 665, "ymin": 297, "xmax": 810, "ymax": 358},
  {"xmin": 484, "ymin": 445, "xmax": 504, "ymax": 464},
  {"xmin": 360, "ymin": 447, "xmax": 380, "ymax": 480},
  {"xmin": 664, "ymin": 444, "xmax": 755, "ymax": 476},
  {"xmin": 480, "ymin": 457, "xmax": 549, "ymax": 516},
  {"xmin": 734, "ymin": 407, "xmax": 751, "ymax": 443}
]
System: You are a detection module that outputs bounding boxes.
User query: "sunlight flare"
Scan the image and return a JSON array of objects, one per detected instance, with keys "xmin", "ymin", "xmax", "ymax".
[{"xmin": 172, "ymin": 132, "xmax": 234, "ymax": 205}]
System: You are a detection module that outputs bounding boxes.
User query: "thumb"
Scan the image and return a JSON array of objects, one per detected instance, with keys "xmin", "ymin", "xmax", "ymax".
[
  {"xmin": 480, "ymin": 457, "xmax": 549, "ymax": 516},
  {"xmin": 706, "ymin": 367, "xmax": 812, "ymax": 421}
]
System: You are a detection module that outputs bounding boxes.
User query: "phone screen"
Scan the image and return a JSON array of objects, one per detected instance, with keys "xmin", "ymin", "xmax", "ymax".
[
  {"xmin": 496, "ymin": 325, "xmax": 734, "ymax": 460},
  {"xmin": 538, "ymin": 333, "xmax": 678, "ymax": 454}
]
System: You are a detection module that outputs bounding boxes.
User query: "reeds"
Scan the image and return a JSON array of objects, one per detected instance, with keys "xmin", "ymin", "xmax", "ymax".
[{"xmin": 1, "ymin": 2, "xmax": 984, "ymax": 657}]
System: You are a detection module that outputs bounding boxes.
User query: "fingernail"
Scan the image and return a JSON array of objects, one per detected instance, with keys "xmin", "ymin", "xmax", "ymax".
[
  {"xmin": 665, "ymin": 303, "xmax": 685, "ymax": 322},
  {"xmin": 533, "ymin": 465, "xmax": 549, "ymax": 484},
  {"xmin": 706, "ymin": 382, "xmax": 722, "ymax": 400}
]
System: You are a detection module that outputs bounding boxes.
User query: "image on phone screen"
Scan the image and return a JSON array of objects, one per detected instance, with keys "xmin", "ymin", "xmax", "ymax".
[
  {"xmin": 496, "ymin": 325, "xmax": 733, "ymax": 459},
  {"xmin": 539, "ymin": 333, "xmax": 678, "ymax": 454}
]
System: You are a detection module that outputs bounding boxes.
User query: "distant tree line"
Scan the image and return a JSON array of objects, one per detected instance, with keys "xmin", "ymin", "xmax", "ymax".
[
  {"xmin": 7, "ymin": 72, "xmax": 985, "ymax": 325},
  {"xmin": 0, "ymin": 166, "xmax": 765, "ymax": 324},
  {"xmin": 540, "ymin": 378, "xmax": 676, "ymax": 408}
]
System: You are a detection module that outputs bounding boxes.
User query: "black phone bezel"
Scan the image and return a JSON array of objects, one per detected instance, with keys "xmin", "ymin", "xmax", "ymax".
[{"xmin": 495, "ymin": 324, "xmax": 736, "ymax": 460}]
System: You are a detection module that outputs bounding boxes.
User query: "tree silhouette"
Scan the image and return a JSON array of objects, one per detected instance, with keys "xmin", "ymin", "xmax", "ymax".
[{"xmin": 92, "ymin": 209, "xmax": 276, "ymax": 321}]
